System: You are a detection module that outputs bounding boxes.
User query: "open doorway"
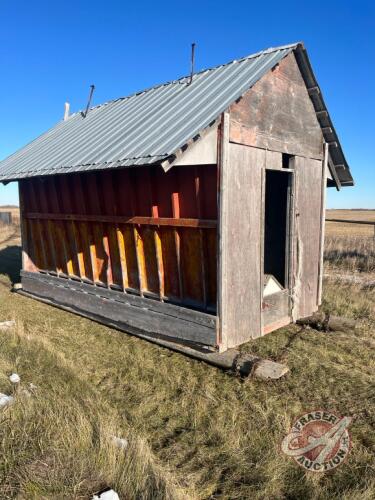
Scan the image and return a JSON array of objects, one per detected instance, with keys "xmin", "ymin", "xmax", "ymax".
[{"xmin": 263, "ymin": 170, "xmax": 293, "ymax": 294}]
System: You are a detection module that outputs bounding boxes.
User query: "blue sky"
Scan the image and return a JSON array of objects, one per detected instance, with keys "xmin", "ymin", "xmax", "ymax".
[{"xmin": 0, "ymin": 0, "xmax": 373, "ymax": 208}]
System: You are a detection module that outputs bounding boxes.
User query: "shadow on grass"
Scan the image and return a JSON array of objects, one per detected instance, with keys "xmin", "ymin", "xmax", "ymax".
[{"xmin": 0, "ymin": 245, "xmax": 22, "ymax": 284}]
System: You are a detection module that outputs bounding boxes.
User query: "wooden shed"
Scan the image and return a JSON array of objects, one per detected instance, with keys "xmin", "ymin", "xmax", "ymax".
[{"xmin": 0, "ymin": 43, "xmax": 353, "ymax": 353}]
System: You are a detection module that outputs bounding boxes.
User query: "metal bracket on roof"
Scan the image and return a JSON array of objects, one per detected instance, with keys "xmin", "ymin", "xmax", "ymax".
[
  {"xmin": 81, "ymin": 85, "xmax": 95, "ymax": 118},
  {"xmin": 187, "ymin": 43, "xmax": 196, "ymax": 86}
]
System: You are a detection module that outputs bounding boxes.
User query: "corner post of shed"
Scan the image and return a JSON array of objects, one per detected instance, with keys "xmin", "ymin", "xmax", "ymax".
[{"xmin": 217, "ymin": 112, "xmax": 230, "ymax": 351}]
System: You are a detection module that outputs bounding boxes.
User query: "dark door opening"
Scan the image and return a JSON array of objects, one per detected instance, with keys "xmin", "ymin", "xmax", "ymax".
[{"xmin": 264, "ymin": 170, "xmax": 292, "ymax": 289}]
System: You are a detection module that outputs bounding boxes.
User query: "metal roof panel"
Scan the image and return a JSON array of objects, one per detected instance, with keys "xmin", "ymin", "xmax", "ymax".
[{"xmin": 0, "ymin": 42, "xmax": 353, "ymax": 187}]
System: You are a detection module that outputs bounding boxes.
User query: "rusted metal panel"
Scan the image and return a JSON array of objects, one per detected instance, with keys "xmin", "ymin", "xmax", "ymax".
[{"xmin": 229, "ymin": 52, "xmax": 324, "ymax": 160}]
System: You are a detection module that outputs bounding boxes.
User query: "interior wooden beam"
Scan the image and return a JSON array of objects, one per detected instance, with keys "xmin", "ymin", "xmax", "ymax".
[{"xmin": 24, "ymin": 212, "xmax": 217, "ymax": 229}]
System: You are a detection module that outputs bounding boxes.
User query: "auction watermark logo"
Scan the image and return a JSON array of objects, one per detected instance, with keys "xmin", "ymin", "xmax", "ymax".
[{"xmin": 281, "ymin": 410, "xmax": 352, "ymax": 472}]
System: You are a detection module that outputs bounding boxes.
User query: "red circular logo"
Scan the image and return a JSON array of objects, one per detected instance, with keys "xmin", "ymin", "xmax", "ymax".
[{"xmin": 281, "ymin": 410, "xmax": 352, "ymax": 472}]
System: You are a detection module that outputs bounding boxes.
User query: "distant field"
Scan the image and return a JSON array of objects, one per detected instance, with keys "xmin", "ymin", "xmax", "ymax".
[
  {"xmin": 326, "ymin": 209, "xmax": 375, "ymax": 237},
  {"xmin": 0, "ymin": 206, "xmax": 20, "ymax": 225},
  {"xmin": 324, "ymin": 210, "xmax": 375, "ymax": 274}
]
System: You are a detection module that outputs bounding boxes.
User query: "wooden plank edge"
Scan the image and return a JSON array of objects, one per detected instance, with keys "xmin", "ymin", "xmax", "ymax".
[
  {"xmin": 262, "ymin": 316, "xmax": 291, "ymax": 335},
  {"xmin": 14, "ymin": 288, "xmax": 289, "ymax": 378},
  {"xmin": 24, "ymin": 213, "xmax": 217, "ymax": 229}
]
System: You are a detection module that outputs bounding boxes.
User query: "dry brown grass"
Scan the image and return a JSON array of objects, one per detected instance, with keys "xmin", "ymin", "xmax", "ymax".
[
  {"xmin": 326, "ymin": 210, "xmax": 375, "ymax": 238},
  {"xmin": 324, "ymin": 210, "xmax": 375, "ymax": 275},
  {"xmin": 0, "ymin": 214, "xmax": 374, "ymax": 498},
  {"xmin": 324, "ymin": 236, "xmax": 375, "ymax": 274}
]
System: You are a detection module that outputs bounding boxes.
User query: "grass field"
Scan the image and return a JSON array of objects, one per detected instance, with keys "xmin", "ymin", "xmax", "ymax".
[
  {"xmin": 325, "ymin": 210, "xmax": 375, "ymax": 275},
  {"xmin": 0, "ymin": 214, "xmax": 374, "ymax": 498}
]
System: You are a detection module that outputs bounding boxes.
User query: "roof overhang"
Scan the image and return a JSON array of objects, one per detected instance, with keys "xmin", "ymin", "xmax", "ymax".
[{"xmin": 293, "ymin": 43, "xmax": 353, "ymax": 189}]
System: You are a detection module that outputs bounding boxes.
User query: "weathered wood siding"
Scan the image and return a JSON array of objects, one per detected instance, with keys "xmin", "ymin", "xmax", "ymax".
[
  {"xmin": 292, "ymin": 157, "xmax": 323, "ymax": 319},
  {"xmin": 223, "ymin": 50, "xmax": 325, "ymax": 337},
  {"xmin": 229, "ymin": 52, "xmax": 323, "ymax": 160},
  {"xmin": 20, "ymin": 165, "xmax": 218, "ymax": 313},
  {"xmin": 219, "ymin": 117, "xmax": 264, "ymax": 349}
]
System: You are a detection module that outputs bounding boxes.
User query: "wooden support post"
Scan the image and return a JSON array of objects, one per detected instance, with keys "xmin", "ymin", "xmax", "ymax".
[
  {"xmin": 317, "ymin": 143, "xmax": 328, "ymax": 306},
  {"xmin": 171, "ymin": 188, "xmax": 183, "ymax": 302},
  {"xmin": 59, "ymin": 175, "xmax": 86, "ymax": 279},
  {"xmin": 18, "ymin": 182, "xmax": 38, "ymax": 273},
  {"xmin": 217, "ymin": 112, "xmax": 230, "ymax": 350},
  {"xmin": 129, "ymin": 173, "xmax": 144, "ymax": 296},
  {"xmin": 194, "ymin": 166, "xmax": 207, "ymax": 310}
]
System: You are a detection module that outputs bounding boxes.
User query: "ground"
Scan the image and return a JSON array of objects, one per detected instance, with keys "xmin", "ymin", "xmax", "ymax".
[{"xmin": 0, "ymin": 212, "xmax": 374, "ymax": 499}]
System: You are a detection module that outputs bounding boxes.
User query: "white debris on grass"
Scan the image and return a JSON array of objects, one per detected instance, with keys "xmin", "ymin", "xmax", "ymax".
[
  {"xmin": 9, "ymin": 373, "xmax": 20, "ymax": 384},
  {"xmin": 29, "ymin": 383, "xmax": 37, "ymax": 390},
  {"xmin": 112, "ymin": 435, "xmax": 128, "ymax": 449},
  {"xmin": 0, "ymin": 320, "xmax": 15, "ymax": 330},
  {"xmin": 93, "ymin": 488, "xmax": 120, "ymax": 500},
  {"xmin": 0, "ymin": 393, "xmax": 14, "ymax": 408}
]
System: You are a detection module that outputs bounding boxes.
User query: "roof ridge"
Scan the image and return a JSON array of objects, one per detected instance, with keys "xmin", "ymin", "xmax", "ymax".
[{"xmin": 69, "ymin": 42, "xmax": 301, "ymax": 117}]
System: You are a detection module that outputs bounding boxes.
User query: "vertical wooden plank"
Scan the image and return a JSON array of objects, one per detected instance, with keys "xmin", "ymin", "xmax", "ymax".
[
  {"xmin": 22, "ymin": 180, "xmax": 45, "ymax": 271},
  {"xmin": 149, "ymin": 169, "xmax": 164, "ymax": 299},
  {"xmin": 134, "ymin": 169, "xmax": 159, "ymax": 296},
  {"xmin": 217, "ymin": 114, "xmax": 229, "ymax": 348},
  {"xmin": 317, "ymin": 143, "xmax": 328, "ymax": 305},
  {"xmin": 39, "ymin": 178, "xmax": 67, "ymax": 275},
  {"xmin": 194, "ymin": 166, "xmax": 207, "ymax": 309},
  {"xmin": 18, "ymin": 182, "xmax": 38, "ymax": 273},
  {"xmin": 129, "ymin": 170, "xmax": 144, "ymax": 296},
  {"xmin": 218, "ymin": 112, "xmax": 265, "ymax": 350},
  {"xmin": 74, "ymin": 174, "xmax": 99, "ymax": 283},
  {"xmin": 259, "ymin": 166, "xmax": 266, "ymax": 335},
  {"xmin": 178, "ymin": 167, "xmax": 204, "ymax": 305},
  {"xmin": 73, "ymin": 174, "xmax": 96, "ymax": 282},
  {"xmin": 58, "ymin": 175, "xmax": 84, "ymax": 279},
  {"xmin": 114, "ymin": 170, "xmax": 140, "ymax": 293},
  {"xmin": 29, "ymin": 179, "xmax": 54, "ymax": 272},
  {"xmin": 155, "ymin": 168, "xmax": 180, "ymax": 300},
  {"xmin": 86, "ymin": 173, "xmax": 113, "ymax": 286},
  {"xmin": 99, "ymin": 171, "xmax": 127, "ymax": 291},
  {"xmin": 45, "ymin": 177, "xmax": 70, "ymax": 276},
  {"xmin": 116, "ymin": 225, "xmax": 129, "ymax": 290},
  {"xmin": 201, "ymin": 165, "xmax": 218, "ymax": 310},
  {"xmin": 171, "ymin": 184, "xmax": 184, "ymax": 302},
  {"xmin": 292, "ymin": 156, "xmax": 323, "ymax": 319},
  {"xmin": 110, "ymin": 171, "xmax": 130, "ymax": 291}
]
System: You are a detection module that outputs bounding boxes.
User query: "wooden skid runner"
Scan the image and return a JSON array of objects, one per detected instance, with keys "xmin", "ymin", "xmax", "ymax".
[{"xmin": 21, "ymin": 271, "xmax": 217, "ymax": 347}]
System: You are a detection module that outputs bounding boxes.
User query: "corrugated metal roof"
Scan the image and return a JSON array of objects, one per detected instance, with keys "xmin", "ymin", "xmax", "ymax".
[
  {"xmin": 0, "ymin": 42, "xmax": 353, "ymax": 187},
  {"xmin": 0, "ymin": 44, "xmax": 296, "ymax": 181}
]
